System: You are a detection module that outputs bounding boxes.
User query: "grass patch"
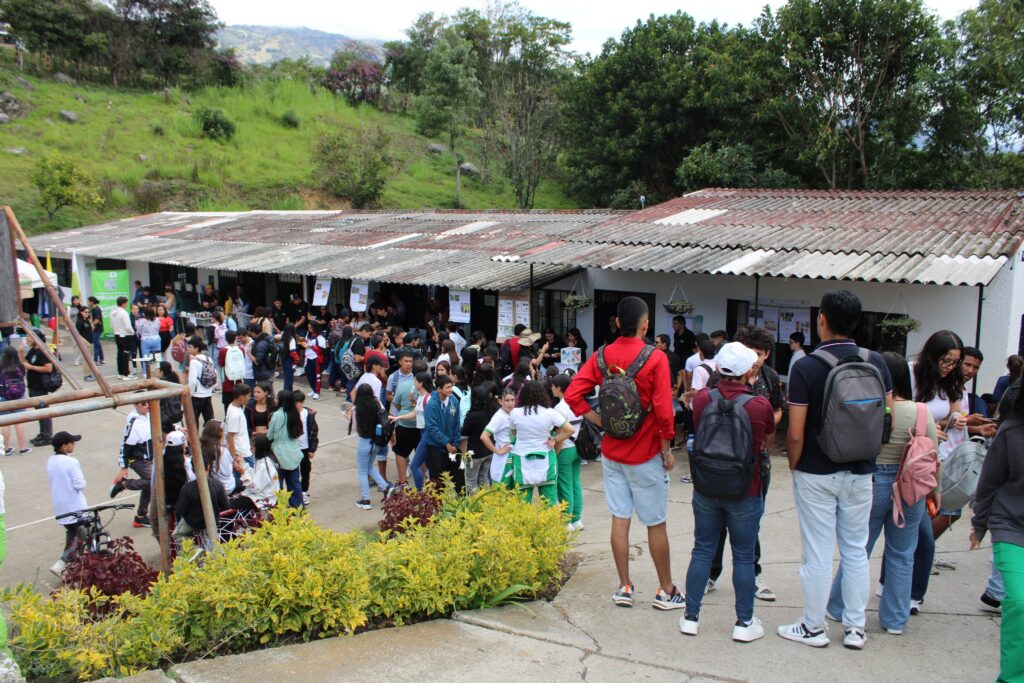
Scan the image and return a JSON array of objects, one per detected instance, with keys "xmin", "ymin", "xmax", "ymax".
[{"xmin": 0, "ymin": 65, "xmax": 574, "ymax": 232}]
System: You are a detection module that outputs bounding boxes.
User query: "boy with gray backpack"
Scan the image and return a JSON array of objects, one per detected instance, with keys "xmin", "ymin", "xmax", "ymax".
[{"xmin": 681, "ymin": 342, "xmax": 775, "ymax": 643}]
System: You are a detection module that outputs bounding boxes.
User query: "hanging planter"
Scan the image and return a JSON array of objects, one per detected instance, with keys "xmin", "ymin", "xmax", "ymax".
[
  {"xmin": 563, "ymin": 293, "xmax": 594, "ymax": 311},
  {"xmin": 563, "ymin": 277, "xmax": 594, "ymax": 312},
  {"xmin": 662, "ymin": 282, "xmax": 695, "ymax": 315},
  {"xmin": 878, "ymin": 316, "xmax": 921, "ymax": 336}
]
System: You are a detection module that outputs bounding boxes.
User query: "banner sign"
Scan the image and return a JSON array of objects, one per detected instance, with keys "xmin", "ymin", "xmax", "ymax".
[
  {"xmin": 90, "ymin": 270, "xmax": 130, "ymax": 338},
  {"xmin": 350, "ymin": 281, "xmax": 369, "ymax": 312}
]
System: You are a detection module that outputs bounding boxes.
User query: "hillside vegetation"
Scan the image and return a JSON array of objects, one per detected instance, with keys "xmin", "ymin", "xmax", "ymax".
[
  {"xmin": 216, "ymin": 25, "xmax": 383, "ymax": 66},
  {"xmin": 0, "ymin": 66, "xmax": 573, "ymax": 234}
]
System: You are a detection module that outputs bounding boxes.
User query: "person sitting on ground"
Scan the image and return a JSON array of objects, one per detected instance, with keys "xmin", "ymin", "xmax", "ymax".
[
  {"xmin": 231, "ymin": 434, "xmax": 280, "ymax": 512},
  {"xmin": 173, "ymin": 447, "xmax": 229, "ymax": 541}
]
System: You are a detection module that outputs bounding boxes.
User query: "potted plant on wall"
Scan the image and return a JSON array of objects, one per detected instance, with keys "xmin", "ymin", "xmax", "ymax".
[
  {"xmin": 562, "ymin": 278, "xmax": 593, "ymax": 312},
  {"xmin": 878, "ymin": 315, "xmax": 921, "ymax": 337}
]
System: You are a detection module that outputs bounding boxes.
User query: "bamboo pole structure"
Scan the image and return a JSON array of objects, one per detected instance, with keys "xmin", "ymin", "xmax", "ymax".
[
  {"xmin": 16, "ymin": 318, "xmax": 81, "ymax": 391},
  {"xmin": 180, "ymin": 390, "xmax": 220, "ymax": 546},
  {"xmin": 145, "ymin": 357, "xmax": 171, "ymax": 575},
  {"xmin": 4, "ymin": 206, "xmax": 112, "ymax": 397},
  {"xmin": 0, "ymin": 379, "xmax": 153, "ymax": 413}
]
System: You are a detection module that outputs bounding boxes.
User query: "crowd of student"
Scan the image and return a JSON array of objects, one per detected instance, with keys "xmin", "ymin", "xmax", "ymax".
[{"xmin": 6, "ymin": 281, "xmax": 1022, "ymax": 679}]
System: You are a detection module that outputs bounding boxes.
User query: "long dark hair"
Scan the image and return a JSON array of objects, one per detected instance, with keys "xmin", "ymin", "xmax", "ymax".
[
  {"xmin": 158, "ymin": 361, "xmax": 179, "ymax": 383},
  {"xmin": 518, "ymin": 380, "xmax": 550, "ymax": 415},
  {"xmin": 461, "ymin": 345, "xmax": 479, "ymax": 383},
  {"xmin": 882, "ymin": 352, "xmax": 912, "ymax": 401},
  {"xmin": 252, "ymin": 433, "xmax": 279, "ymax": 468},
  {"xmin": 276, "ymin": 389, "xmax": 304, "ymax": 439},
  {"xmin": 415, "ymin": 371, "xmax": 435, "ymax": 394},
  {"xmin": 354, "ymin": 383, "xmax": 379, "ymax": 436},
  {"xmin": 469, "ymin": 384, "xmax": 497, "ymax": 415},
  {"xmin": 200, "ymin": 419, "xmax": 225, "ymax": 471},
  {"xmin": 913, "ymin": 330, "xmax": 964, "ymax": 403},
  {"xmin": 507, "ymin": 358, "xmax": 532, "ymax": 395},
  {"xmin": 0, "ymin": 347, "xmax": 22, "ymax": 374},
  {"xmin": 451, "ymin": 364, "xmax": 469, "ymax": 391},
  {"xmin": 281, "ymin": 323, "xmax": 296, "ymax": 356},
  {"xmin": 566, "ymin": 327, "xmax": 587, "ymax": 353}
]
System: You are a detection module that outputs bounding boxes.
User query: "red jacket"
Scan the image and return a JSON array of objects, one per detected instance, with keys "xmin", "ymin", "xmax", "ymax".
[{"xmin": 565, "ymin": 337, "xmax": 675, "ymax": 465}]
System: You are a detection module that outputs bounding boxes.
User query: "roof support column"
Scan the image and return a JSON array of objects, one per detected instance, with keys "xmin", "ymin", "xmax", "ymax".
[
  {"xmin": 753, "ymin": 274, "xmax": 761, "ymax": 325},
  {"xmin": 974, "ymin": 284, "xmax": 984, "ymax": 396}
]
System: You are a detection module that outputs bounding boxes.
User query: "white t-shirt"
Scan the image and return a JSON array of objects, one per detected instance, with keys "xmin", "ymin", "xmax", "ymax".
[
  {"xmin": 691, "ymin": 359, "xmax": 717, "ymax": 391},
  {"xmin": 354, "ymin": 372, "xmax": 383, "ymax": 400},
  {"xmin": 415, "ymin": 393, "xmax": 429, "ymax": 429},
  {"xmin": 508, "ymin": 406, "xmax": 567, "ymax": 456},
  {"xmin": 684, "ymin": 352, "xmax": 702, "ymax": 373},
  {"xmin": 298, "ymin": 407, "xmax": 309, "ymax": 449},
  {"xmin": 909, "ymin": 361, "xmax": 952, "ymax": 423},
  {"xmin": 225, "ymin": 403, "xmax": 251, "ymax": 458},
  {"xmin": 485, "ymin": 408, "xmax": 514, "ymax": 481},
  {"xmin": 212, "ymin": 445, "xmax": 235, "ymax": 494},
  {"xmin": 48, "ymin": 454, "xmax": 87, "ymax": 524},
  {"xmin": 188, "ymin": 353, "xmax": 214, "ymax": 398},
  {"xmin": 787, "ymin": 349, "xmax": 806, "ymax": 378},
  {"xmin": 451, "ymin": 332, "xmax": 467, "ymax": 356},
  {"xmin": 305, "ymin": 334, "xmax": 326, "ymax": 361},
  {"xmin": 553, "ymin": 399, "xmax": 580, "ymax": 449},
  {"xmin": 240, "ymin": 340, "xmax": 254, "ymax": 378}
]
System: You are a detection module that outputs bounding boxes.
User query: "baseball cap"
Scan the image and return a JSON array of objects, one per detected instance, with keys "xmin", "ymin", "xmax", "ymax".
[
  {"xmin": 51, "ymin": 432, "xmax": 82, "ymax": 451},
  {"xmin": 165, "ymin": 431, "xmax": 187, "ymax": 447},
  {"xmin": 715, "ymin": 342, "xmax": 758, "ymax": 378}
]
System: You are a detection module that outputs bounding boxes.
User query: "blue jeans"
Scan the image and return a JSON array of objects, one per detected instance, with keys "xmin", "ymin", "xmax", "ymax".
[
  {"xmin": 792, "ymin": 470, "xmax": 872, "ymax": 630},
  {"xmin": 987, "ymin": 558, "xmax": 1006, "ymax": 600},
  {"xmin": 882, "ymin": 512, "xmax": 935, "ymax": 601},
  {"xmin": 356, "ymin": 437, "xmax": 389, "ymax": 500},
  {"xmin": 92, "ymin": 329, "xmax": 104, "ymax": 362},
  {"xmin": 685, "ymin": 491, "xmax": 764, "ymax": 622},
  {"xmin": 827, "ymin": 464, "xmax": 924, "ymax": 630},
  {"xmin": 140, "ymin": 336, "xmax": 161, "ymax": 375},
  {"xmin": 411, "ymin": 437, "xmax": 428, "ymax": 490},
  {"xmin": 282, "ymin": 355, "xmax": 294, "ymax": 391},
  {"xmin": 280, "ymin": 467, "xmax": 302, "ymax": 508}
]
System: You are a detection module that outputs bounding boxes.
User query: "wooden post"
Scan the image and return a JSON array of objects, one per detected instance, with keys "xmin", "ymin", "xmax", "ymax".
[
  {"xmin": 180, "ymin": 389, "xmax": 219, "ymax": 545},
  {"xmin": 4, "ymin": 206, "xmax": 113, "ymax": 397},
  {"xmin": 145, "ymin": 358, "xmax": 171, "ymax": 574}
]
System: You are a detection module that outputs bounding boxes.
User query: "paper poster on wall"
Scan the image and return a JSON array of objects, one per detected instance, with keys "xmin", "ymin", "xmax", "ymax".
[
  {"xmin": 515, "ymin": 300, "xmax": 531, "ymax": 329},
  {"xmin": 89, "ymin": 270, "xmax": 130, "ymax": 338},
  {"xmin": 311, "ymin": 277, "xmax": 332, "ymax": 307},
  {"xmin": 449, "ymin": 289, "xmax": 471, "ymax": 323},
  {"xmin": 350, "ymin": 281, "xmax": 369, "ymax": 312},
  {"xmin": 778, "ymin": 308, "xmax": 811, "ymax": 341},
  {"xmin": 497, "ymin": 298, "xmax": 515, "ymax": 340}
]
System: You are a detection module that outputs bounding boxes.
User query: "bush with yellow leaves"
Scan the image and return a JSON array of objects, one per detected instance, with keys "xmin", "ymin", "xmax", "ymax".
[{"xmin": 2, "ymin": 485, "xmax": 569, "ymax": 681}]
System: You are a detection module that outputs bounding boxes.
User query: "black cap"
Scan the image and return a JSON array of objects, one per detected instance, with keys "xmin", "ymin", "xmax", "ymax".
[{"xmin": 52, "ymin": 432, "xmax": 82, "ymax": 451}]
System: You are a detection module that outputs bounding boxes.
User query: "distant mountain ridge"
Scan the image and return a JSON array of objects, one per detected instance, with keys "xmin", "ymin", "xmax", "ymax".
[{"xmin": 216, "ymin": 25, "xmax": 385, "ymax": 66}]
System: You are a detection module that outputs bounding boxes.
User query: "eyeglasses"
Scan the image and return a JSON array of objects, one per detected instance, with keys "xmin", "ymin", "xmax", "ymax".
[{"xmin": 938, "ymin": 356, "xmax": 961, "ymax": 369}]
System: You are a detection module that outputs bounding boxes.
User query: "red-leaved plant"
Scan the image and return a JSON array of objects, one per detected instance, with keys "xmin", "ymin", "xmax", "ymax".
[
  {"xmin": 378, "ymin": 484, "xmax": 442, "ymax": 537},
  {"xmin": 60, "ymin": 537, "xmax": 159, "ymax": 615}
]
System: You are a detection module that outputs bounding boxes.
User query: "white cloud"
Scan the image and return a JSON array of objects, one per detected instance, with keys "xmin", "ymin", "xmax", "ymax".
[{"xmin": 209, "ymin": 0, "xmax": 979, "ymax": 56}]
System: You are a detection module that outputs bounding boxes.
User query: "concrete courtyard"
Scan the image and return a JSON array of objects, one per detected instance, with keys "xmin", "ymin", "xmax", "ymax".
[{"xmin": 0, "ymin": 341, "xmax": 1002, "ymax": 682}]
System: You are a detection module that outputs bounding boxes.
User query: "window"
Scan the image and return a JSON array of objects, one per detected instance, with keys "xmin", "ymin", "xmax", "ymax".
[
  {"xmin": 807, "ymin": 308, "xmax": 908, "ymax": 356},
  {"xmin": 532, "ymin": 290, "xmax": 576, "ymax": 340}
]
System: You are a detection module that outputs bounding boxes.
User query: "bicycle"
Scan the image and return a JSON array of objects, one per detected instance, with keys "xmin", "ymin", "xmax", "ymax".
[{"xmin": 55, "ymin": 502, "xmax": 137, "ymax": 556}]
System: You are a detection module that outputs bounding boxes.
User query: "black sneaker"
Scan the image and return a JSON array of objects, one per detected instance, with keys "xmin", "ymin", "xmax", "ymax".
[
  {"xmin": 30, "ymin": 435, "xmax": 51, "ymax": 446},
  {"xmin": 355, "ymin": 499, "xmax": 372, "ymax": 510},
  {"xmin": 110, "ymin": 480, "xmax": 127, "ymax": 498},
  {"xmin": 132, "ymin": 515, "xmax": 150, "ymax": 528},
  {"xmin": 980, "ymin": 592, "xmax": 1002, "ymax": 611}
]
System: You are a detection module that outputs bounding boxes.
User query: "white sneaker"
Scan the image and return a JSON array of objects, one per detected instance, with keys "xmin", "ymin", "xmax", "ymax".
[
  {"xmin": 49, "ymin": 559, "xmax": 66, "ymax": 577},
  {"xmin": 874, "ymin": 582, "xmax": 884, "ymax": 597},
  {"xmin": 733, "ymin": 617, "xmax": 765, "ymax": 643},
  {"xmin": 843, "ymin": 628, "xmax": 867, "ymax": 650},
  {"xmin": 754, "ymin": 575, "xmax": 776, "ymax": 601},
  {"xmin": 777, "ymin": 621, "xmax": 829, "ymax": 648},
  {"xmin": 704, "ymin": 578, "xmax": 717, "ymax": 595},
  {"xmin": 309, "ymin": 392, "xmax": 319, "ymax": 400},
  {"xmin": 568, "ymin": 520, "xmax": 584, "ymax": 531},
  {"xmin": 885, "ymin": 627, "xmax": 903, "ymax": 636},
  {"xmin": 302, "ymin": 492, "xmax": 310, "ymax": 505},
  {"xmin": 910, "ymin": 599, "xmax": 922, "ymax": 615},
  {"xmin": 679, "ymin": 614, "xmax": 699, "ymax": 636}
]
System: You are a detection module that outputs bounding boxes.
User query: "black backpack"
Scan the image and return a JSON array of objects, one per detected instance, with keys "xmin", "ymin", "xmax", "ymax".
[
  {"xmin": 373, "ymin": 404, "xmax": 395, "ymax": 447},
  {"xmin": 690, "ymin": 389, "xmax": 755, "ymax": 500},
  {"xmin": 575, "ymin": 420, "xmax": 603, "ymax": 461},
  {"xmin": 595, "ymin": 344, "xmax": 654, "ymax": 439}
]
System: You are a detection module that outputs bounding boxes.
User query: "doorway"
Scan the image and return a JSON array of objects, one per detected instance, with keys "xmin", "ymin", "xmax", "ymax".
[{"xmin": 593, "ymin": 289, "xmax": 657, "ymax": 346}]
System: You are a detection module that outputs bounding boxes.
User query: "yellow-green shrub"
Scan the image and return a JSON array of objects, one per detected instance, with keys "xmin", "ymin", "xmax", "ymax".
[{"xmin": 2, "ymin": 487, "xmax": 570, "ymax": 681}]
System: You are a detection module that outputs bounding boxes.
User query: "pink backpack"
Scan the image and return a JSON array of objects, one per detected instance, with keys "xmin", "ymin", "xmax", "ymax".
[{"xmin": 892, "ymin": 402, "xmax": 940, "ymax": 528}]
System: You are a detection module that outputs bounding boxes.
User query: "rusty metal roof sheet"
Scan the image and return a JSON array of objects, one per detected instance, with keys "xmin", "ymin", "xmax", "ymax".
[{"xmin": 27, "ymin": 189, "xmax": 1024, "ymax": 288}]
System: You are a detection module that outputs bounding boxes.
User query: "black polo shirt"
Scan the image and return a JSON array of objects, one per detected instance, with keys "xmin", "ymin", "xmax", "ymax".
[{"xmin": 787, "ymin": 339, "xmax": 893, "ymax": 475}]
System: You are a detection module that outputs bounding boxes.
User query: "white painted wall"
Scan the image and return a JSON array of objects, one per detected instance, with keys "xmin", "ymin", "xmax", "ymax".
[{"xmin": 542, "ymin": 264, "xmax": 1017, "ymax": 391}]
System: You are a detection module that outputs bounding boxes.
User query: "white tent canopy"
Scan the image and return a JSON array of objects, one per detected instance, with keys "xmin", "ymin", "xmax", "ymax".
[{"xmin": 18, "ymin": 258, "xmax": 57, "ymax": 298}]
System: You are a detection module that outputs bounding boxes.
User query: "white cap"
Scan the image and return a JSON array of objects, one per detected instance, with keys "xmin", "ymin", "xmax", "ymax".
[
  {"xmin": 165, "ymin": 431, "xmax": 187, "ymax": 447},
  {"xmin": 715, "ymin": 342, "xmax": 758, "ymax": 378}
]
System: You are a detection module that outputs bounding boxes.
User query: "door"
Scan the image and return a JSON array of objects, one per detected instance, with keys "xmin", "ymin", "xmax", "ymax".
[{"xmin": 593, "ymin": 289, "xmax": 657, "ymax": 345}]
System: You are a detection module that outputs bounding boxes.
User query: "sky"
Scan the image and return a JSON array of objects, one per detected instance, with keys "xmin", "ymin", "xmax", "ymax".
[{"xmin": 209, "ymin": 0, "xmax": 980, "ymax": 56}]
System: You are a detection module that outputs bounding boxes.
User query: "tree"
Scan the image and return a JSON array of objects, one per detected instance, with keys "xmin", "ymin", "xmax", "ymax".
[
  {"xmin": 31, "ymin": 153, "xmax": 104, "ymax": 220},
  {"xmin": 313, "ymin": 128, "xmax": 396, "ymax": 209},
  {"xmin": 417, "ymin": 33, "xmax": 483, "ymax": 207},
  {"xmin": 675, "ymin": 142, "xmax": 798, "ymax": 191},
  {"xmin": 384, "ymin": 12, "xmax": 445, "ymax": 97},
  {"xmin": 753, "ymin": 0, "xmax": 941, "ymax": 189}
]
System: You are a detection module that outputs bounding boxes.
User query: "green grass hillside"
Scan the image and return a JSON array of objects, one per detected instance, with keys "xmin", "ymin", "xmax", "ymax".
[{"xmin": 0, "ymin": 66, "xmax": 574, "ymax": 233}]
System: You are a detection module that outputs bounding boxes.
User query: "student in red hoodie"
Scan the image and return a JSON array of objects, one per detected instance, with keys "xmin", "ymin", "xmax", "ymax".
[{"xmin": 565, "ymin": 296, "xmax": 683, "ymax": 611}]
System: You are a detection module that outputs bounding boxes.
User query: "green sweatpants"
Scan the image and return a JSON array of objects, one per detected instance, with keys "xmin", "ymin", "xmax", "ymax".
[
  {"xmin": 557, "ymin": 446, "xmax": 582, "ymax": 523},
  {"xmin": 503, "ymin": 453, "xmax": 558, "ymax": 507},
  {"xmin": 995, "ymin": 541, "xmax": 1024, "ymax": 683},
  {"xmin": 0, "ymin": 514, "xmax": 7, "ymax": 654}
]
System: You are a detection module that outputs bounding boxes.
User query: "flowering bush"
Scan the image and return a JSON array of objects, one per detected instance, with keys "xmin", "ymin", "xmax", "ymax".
[
  {"xmin": 3, "ymin": 488, "xmax": 569, "ymax": 680},
  {"xmin": 379, "ymin": 484, "xmax": 442, "ymax": 536},
  {"xmin": 61, "ymin": 537, "xmax": 158, "ymax": 616}
]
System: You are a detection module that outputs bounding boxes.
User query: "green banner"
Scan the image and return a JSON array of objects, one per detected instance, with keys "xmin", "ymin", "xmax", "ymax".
[{"xmin": 90, "ymin": 270, "xmax": 130, "ymax": 339}]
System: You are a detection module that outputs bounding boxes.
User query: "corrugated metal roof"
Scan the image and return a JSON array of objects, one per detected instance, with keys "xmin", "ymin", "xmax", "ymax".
[{"xmin": 27, "ymin": 189, "xmax": 1024, "ymax": 288}]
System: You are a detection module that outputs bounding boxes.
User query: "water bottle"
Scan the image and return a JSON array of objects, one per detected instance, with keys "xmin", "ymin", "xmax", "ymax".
[
  {"xmin": 375, "ymin": 423, "xmax": 383, "ymax": 439},
  {"xmin": 686, "ymin": 435, "xmax": 694, "ymax": 456}
]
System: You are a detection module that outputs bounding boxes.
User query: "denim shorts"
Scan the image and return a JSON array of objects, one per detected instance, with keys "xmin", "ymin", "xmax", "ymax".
[
  {"xmin": 373, "ymin": 441, "xmax": 388, "ymax": 462},
  {"xmin": 602, "ymin": 455, "xmax": 669, "ymax": 526}
]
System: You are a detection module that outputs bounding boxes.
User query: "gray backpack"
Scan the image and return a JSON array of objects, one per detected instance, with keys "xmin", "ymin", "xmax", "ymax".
[
  {"xmin": 811, "ymin": 347, "xmax": 887, "ymax": 463},
  {"xmin": 691, "ymin": 390, "xmax": 755, "ymax": 500},
  {"xmin": 940, "ymin": 436, "xmax": 987, "ymax": 511}
]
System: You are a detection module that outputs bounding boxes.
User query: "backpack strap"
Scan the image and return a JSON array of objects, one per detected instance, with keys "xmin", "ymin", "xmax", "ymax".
[
  {"xmin": 913, "ymin": 402, "xmax": 928, "ymax": 438},
  {"xmin": 596, "ymin": 346, "xmax": 610, "ymax": 377},
  {"xmin": 624, "ymin": 344, "xmax": 655, "ymax": 379}
]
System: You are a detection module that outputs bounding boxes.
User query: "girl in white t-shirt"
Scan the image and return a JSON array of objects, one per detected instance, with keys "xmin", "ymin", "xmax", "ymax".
[
  {"xmin": 303, "ymin": 322, "xmax": 327, "ymax": 399},
  {"xmin": 505, "ymin": 381, "xmax": 574, "ymax": 506},
  {"xmin": 482, "ymin": 390, "xmax": 517, "ymax": 485}
]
